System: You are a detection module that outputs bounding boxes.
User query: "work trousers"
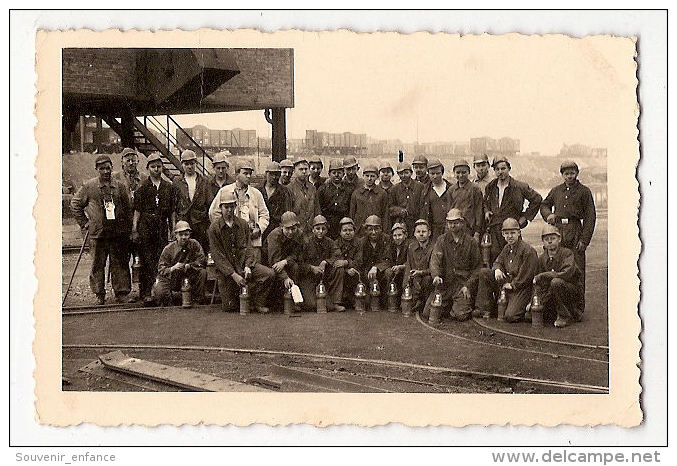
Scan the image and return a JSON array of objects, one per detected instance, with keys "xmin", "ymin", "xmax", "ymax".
[
  {"xmin": 561, "ymin": 229, "xmax": 587, "ymax": 314},
  {"xmin": 191, "ymin": 221, "xmax": 210, "ymax": 255},
  {"xmin": 408, "ymin": 275, "xmax": 433, "ymax": 315},
  {"xmin": 138, "ymin": 238, "xmax": 166, "ymax": 299},
  {"xmin": 422, "ymin": 276, "xmax": 479, "ymax": 321},
  {"xmin": 89, "ymin": 236, "xmax": 131, "ymax": 298},
  {"xmin": 216, "ymin": 264, "xmax": 274, "ymax": 312},
  {"xmin": 340, "ymin": 270, "xmax": 360, "ymax": 308},
  {"xmin": 298, "ymin": 265, "xmax": 345, "ymax": 311},
  {"xmin": 476, "ymin": 268, "xmax": 532, "ymax": 323},
  {"xmin": 151, "ymin": 267, "xmax": 207, "ymax": 305},
  {"xmin": 487, "ymin": 225, "xmax": 507, "ymax": 265},
  {"xmin": 536, "ymin": 278, "xmax": 583, "ymax": 323},
  {"xmin": 362, "ymin": 270, "xmax": 389, "ymax": 308}
]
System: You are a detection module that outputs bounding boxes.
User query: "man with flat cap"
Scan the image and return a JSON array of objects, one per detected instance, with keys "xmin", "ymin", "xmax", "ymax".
[
  {"xmin": 71, "ymin": 155, "xmax": 134, "ymax": 304},
  {"xmin": 423, "ymin": 208, "xmax": 482, "ymax": 322},
  {"xmin": 412, "ymin": 154, "xmax": 431, "ymax": 187},
  {"xmin": 308, "ymin": 155, "xmax": 327, "ymax": 189},
  {"xmin": 483, "ymin": 155, "xmax": 542, "ymax": 262},
  {"xmin": 377, "ymin": 160, "xmax": 396, "ymax": 193},
  {"xmin": 298, "ymin": 215, "xmax": 346, "ymax": 312},
  {"xmin": 113, "ymin": 147, "xmax": 145, "ymax": 204},
  {"xmin": 279, "ymin": 159, "xmax": 294, "ymax": 186},
  {"xmin": 342, "ymin": 155, "xmax": 365, "ymax": 194},
  {"xmin": 208, "ymin": 190, "xmax": 273, "ymax": 313},
  {"xmin": 131, "ymin": 152, "xmax": 174, "ymax": 305},
  {"xmin": 421, "ymin": 158, "xmax": 452, "ymax": 241},
  {"xmin": 206, "ymin": 151, "xmax": 235, "ymax": 204},
  {"xmin": 540, "ymin": 159, "xmax": 596, "ymax": 315},
  {"xmin": 287, "ymin": 157, "xmax": 320, "ymax": 234},
  {"xmin": 317, "ymin": 159, "xmax": 351, "ymax": 239},
  {"xmin": 152, "ymin": 220, "xmax": 207, "ymax": 306},
  {"xmin": 172, "ymin": 149, "xmax": 211, "ymax": 254},
  {"xmin": 208, "ymin": 158, "xmax": 269, "ymax": 252},
  {"xmin": 388, "ymin": 161, "xmax": 424, "ymax": 236},
  {"xmin": 258, "ymin": 161, "xmax": 293, "ymax": 247},
  {"xmin": 350, "ymin": 162, "xmax": 389, "ymax": 234}
]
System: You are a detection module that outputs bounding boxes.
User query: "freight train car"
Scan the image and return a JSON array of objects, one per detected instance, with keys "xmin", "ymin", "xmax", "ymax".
[{"xmin": 177, "ymin": 125, "xmax": 261, "ymax": 155}]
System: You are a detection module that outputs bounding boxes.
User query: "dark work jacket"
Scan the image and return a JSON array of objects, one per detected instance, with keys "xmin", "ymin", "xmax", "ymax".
[
  {"xmin": 332, "ymin": 237, "xmax": 360, "ymax": 269},
  {"xmin": 421, "ymin": 180, "xmax": 453, "ymax": 233},
  {"xmin": 355, "ymin": 233, "xmax": 392, "ymax": 275},
  {"xmin": 349, "ymin": 184, "xmax": 389, "ymax": 233},
  {"xmin": 207, "ymin": 216, "xmax": 254, "ymax": 278},
  {"xmin": 540, "ymin": 180, "xmax": 596, "ymax": 247},
  {"xmin": 134, "ymin": 177, "xmax": 173, "ymax": 243},
  {"xmin": 388, "ymin": 179, "xmax": 424, "ymax": 235},
  {"xmin": 492, "ymin": 238, "xmax": 539, "ymax": 292},
  {"xmin": 259, "ymin": 182, "xmax": 294, "ymax": 240},
  {"xmin": 430, "ymin": 232, "xmax": 482, "ymax": 289},
  {"xmin": 266, "ymin": 226, "xmax": 303, "ymax": 280},
  {"xmin": 484, "ymin": 176, "xmax": 542, "ymax": 229},
  {"xmin": 389, "ymin": 238, "xmax": 411, "ymax": 267},
  {"xmin": 317, "ymin": 181, "xmax": 352, "ymax": 239},
  {"xmin": 157, "ymin": 238, "xmax": 206, "ymax": 279},
  {"xmin": 299, "ymin": 235, "xmax": 339, "ymax": 276},
  {"xmin": 172, "ymin": 173, "xmax": 211, "ymax": 227},
  {"xmin": 71, "ymin": 177, "xmax": 132, "ymax": 239},
  {"xmin": 536, "ymin": 246, "xmax": 582, "ymax": 290},
  {"xmin": 404, "ymin": 240, "xmax": 434, "ymax": 277},
  {"xmin": 449, "ymin": 181, "xmax": 484, "ymax": 235},
  {"xmin": 206, "ymin": 173, "xmax": 235, "ymax": 205}
]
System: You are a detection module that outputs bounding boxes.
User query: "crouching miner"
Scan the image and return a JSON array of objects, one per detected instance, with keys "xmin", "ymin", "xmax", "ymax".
[
  {"xmin": 532, "ymin": 224, "xmax": 584, "ymax": 328},
  {"xmin": 423, "ymin": 209, "xmax": 481, "ymax": 322},
  {"xmin": 475, "ymin": 218, "xmax": 538, "ymax": 322},
  {"xmin": 298, "ymin": 215, "xmax": 346, "ymax": 312},
  {"xmin": 152, "ymin": 221, "xmax": 207, "ymax": 306},
  {"xmin": 355, "ymin": 215, "xmax": 392, "ymax": 308},
  {"xmin": 404, "ymin": 219, "xmax": 434, "ymax": 315},
  {"xmin": 208, "ymin": 191, "xmax": 273, "ymax": 313}
]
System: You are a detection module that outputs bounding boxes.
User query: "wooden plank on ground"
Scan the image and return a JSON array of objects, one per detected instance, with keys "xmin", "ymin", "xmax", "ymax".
[
  {"xmin": 98, "ymin": 351, "xmax": 269, "ymax": 392},
  {"xmin": 271, "ymin": 364, "xmax": 389, "ymax": 393},
  {"xmin": 79, "ymin": 360, "xmax": 182, "ymax": 392}
]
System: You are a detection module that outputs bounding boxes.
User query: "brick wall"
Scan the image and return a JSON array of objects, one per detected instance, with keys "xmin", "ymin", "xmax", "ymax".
[{"xmin": 62, "ymin": 49, "xmax": 137, "ymax": 99}]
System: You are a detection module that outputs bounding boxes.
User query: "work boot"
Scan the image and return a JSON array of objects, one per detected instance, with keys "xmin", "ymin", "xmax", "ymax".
[
  {"xmin": 329, "ymin": 304, "xmax": 346, "ymax": 312},
  {"xmin": 482, "ymin": 310, "xmax": 491, "ymax": 319},
  {"xmin": 115, "ymin": 293, "xmax": 134, "ymax": 304},
  {"xmin": 143, "ymin": 296, "xmax": 155, "ymax": 307},
  {"xmin": 472, "ymin": 308, "xmax": 482, "ymax": 318},
  {"xmin": 523, "ymin": 310, "xmax": 532, "ymax": 322},
  {"xmin": 95, "ymin": 294, "xmax": 105, "ymax": 305},
  {"xmin": 255, "ymin": 306, "xmax": 270, "ymax": 314},
  {"xmin": 554, "ymin": 317, "xmax": 570, "ymax": 328}
]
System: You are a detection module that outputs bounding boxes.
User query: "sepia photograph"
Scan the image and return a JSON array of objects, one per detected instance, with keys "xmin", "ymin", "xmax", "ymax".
[{"xmin": 26, "ymin": 25, "xmax": 646, "ymax": 428}]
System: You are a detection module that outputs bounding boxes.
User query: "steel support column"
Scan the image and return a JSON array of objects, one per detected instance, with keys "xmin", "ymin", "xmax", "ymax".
[{"xmin": 271, "ymin": 107, "xmax": 286, "ymax": 162}]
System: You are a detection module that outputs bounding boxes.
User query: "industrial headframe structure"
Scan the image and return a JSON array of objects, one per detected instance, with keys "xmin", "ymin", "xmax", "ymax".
[{"xmin": 62, "ymin": 48, "xmax": 294, "ymax": 177}]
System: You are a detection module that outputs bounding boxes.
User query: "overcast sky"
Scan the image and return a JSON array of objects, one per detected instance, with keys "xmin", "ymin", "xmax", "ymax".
[{"xmin": 173, "ymin": 32, "xmax": 637, "ymax": 155}]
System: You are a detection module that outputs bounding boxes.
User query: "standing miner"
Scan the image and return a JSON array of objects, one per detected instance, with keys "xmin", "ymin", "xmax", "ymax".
[
  {"xmin": 342, "ymin": 156, "xmax": 365, "ymax": 194},
  {"xmin": 208, "ymin": 159, "xmax": 269, "ymax": 254},
  {"xmin": 421, "ymin": 158, "xmax": 452, "ymax": 241},
  {"xmin": 206, "ymin": 152, "xmax": 235, "ymax": 204},
  {"xmin": 449, "ymin": 159, "xmax": 484, "ymax": 241},
  {"xmin": 475, "ymin": 218, "xmax": 538, "ymax": 322},
  {"xmin": 540, "ymin": 160, "xmax": 596, "ymax": 315},
  {"xmin": 388, "ymin": 161, "xmax": 424, "ymax": 236},
  {"xmin": 483, "ymin": 156, "xmax": 542, "ymax": 262},
  {"xmin": 298, "ymin": 215, "xmax": 346, "ymax": 312},
  {"xmin": 279, "ymin": 159, "xmax": 294, "ymax": 186},
  {"xmin": 423, "ymin": 209, "xmax": 482, "ymax": 322},
  {"xmin": 71, "ymin": 155, "xmax": 133, "ymax": 305},
  {"xmin": 349, "ymin": 163, "xmax": 389, "ymax": 234},
  {"xmin": 208, "ymin": 191, "xmax": 273, "ymax": 313},
  {"xmin": 532, "ymin": 224, "xmax": 584, "ymax": 328},
  {"xmin": 172, "ymin": 150, "xmax": 211, "ymax": 253},
  {"xmin": 113, "ymin": 148, "xmax": 145, "ymax": 204},
  {"xmin": 317, "ymin": 159, "xmax": 351, "ymax": 239},
  {"xmin": 287, "ymin": 158, "xmax": 320, "ymax": 234},
  {"xmin": 259, "ymin": 161, "xmax": 293, "ymax": 247},
  {"xmin": 152, "ymin": 221, "xmax": 207, "ymax": 306},
  {"xmin": 472, "ymin": 153, "xmax": 493, "ymax": 195},
  {"xmin": 377, "ymin": 161, "xmax": 395, "ymax": 192},
  {"xmin": 308, "ymin": 155, "xmax": 327, "ymax": 188},
  {"xmin": 131, "ymin": 153, "xmax": 174, "ymax": 306},
  {"xmin": 412, "ymin": 154, "xmax": 430, "ymax": 187}
]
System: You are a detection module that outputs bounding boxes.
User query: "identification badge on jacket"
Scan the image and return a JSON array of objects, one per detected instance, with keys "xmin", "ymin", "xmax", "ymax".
[{"xmin": 104, "ymin": 200, "xmax": 116, "ymax": 220}]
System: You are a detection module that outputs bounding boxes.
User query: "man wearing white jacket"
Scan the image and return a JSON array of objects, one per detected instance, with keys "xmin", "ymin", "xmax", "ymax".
[{"xmin": 208, "ymin": 159, "xmax": 269, "ymax": 250}]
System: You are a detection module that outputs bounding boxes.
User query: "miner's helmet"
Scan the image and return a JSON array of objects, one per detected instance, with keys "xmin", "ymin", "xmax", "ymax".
[
  {"xmin": 453, "ymin": 159, "xmax": 471, "ymax": 171},
  {"xmin": 414, "ymin": 218, "xmax": 430, "ymax": 229},
  {"xmin": 279, "ymin": 159, "xmax": 294, "ymax": 169},
  {"xmin": 339, "ymin": 217, "xmax": 354, "ymax": 227},
  {"xmin": 174, "ymin": 220, "xmax": 192, "ymax": 233},
  {"xmin": 343, "ymin": 156, "xmax": 359, "ymax": 169},
  {"xmin": 492, "ymin": 155, "xmax": 511, "ymax": 169},
  {"xmin": 281, "ymin": 211, "xmax": 300, "ymax": 228},
  {"xmin": 446, "ymin": 208, "xmax": 465, "ymax": 222},
  {"xmin": 265, "ymin": 161, "xmax": 281, "ymax": 173},
  {"xmin": 391, "ymin": 222, "xmax": 406, "ymax": 233},
  {"xmin": 218, "ymin": 190, "xmax": 237, "ymax": 206},
  {"xmin": 312, "ymin": 215, "xmax": 328, "ymax": 227},
  {"xmin": 293, "ymin": 157, "xmax": 309, "ymax": 167},
  {"xmin": 362, "ymin": 163, "xmax": 378, "ymax": 175},
  {"xmin": 212, "ymin": 152, "xmax": 230, "ymax": 167},
  {"xmin": 412, "ymin": 154, "xmax": 428, "ymax": 166},
  {"xmin": 328, "ymin": 159, "xmax": 344, "ymax": 172},
  {"xmin": 379, "ymin": 160, "xmax": 394, "ymax": 172},
  {"xmin": 396, "ymin": 161, "xmax": 413, "ymax": 173},
  {"xmin": 95, "ymin": 154, "xmax": 112, "ymax": 168},
  {"xmin": 473, "ymin": 153, "xmax": 490, "ymax": 164},
  {"xmin": 501, "ymin": 217, "xmax": 521, "ymax": 231},
  {"xmin": 541, "ymin": 224, "xmax": 562, "ymax": 238},
  {"xmin": 236, "ymin": 158, "xmax": 255, "ymax": 172},
  {"xmin": 364, "ymin": 215, "xmax": 382, "ymax": 227},
  {"xmin": 308, "ymin": 155, "xmax": 323, "ymax": 166},
  {"xmin": 427, "ymin": 158, "xmax": 443, "ymax": 170},
  {"xmin": 146, "ymin": 152, "xmax": 163, "ymax": 168},
  {"xmin": 121, "ymin": 147, "xmax": 137, "ymax": 159},
  {"xmin": 181, "ymin": 150, "xmax": 198, "ymax": 162},
  {"xmin": 560, "ymin": 160, "xmax": 580, "ymax": 173}
]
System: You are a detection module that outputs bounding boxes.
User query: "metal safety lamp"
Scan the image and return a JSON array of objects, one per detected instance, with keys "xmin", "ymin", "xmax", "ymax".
[
  {"xmin": 497, "ymin": 288, "xmax": 507, "ymax": 321},
  {"xmin": 132, "ymin": 255, "xmax": 141, "ymax": 283},
  {"xmin": 206, "ymin": 252, "xmax": 215, "ymax": 280},
  {"xmin": 283, "ymin": 288, "xmax": 294, "ymax": 315},
  {"xmin": 401, "ymin": 281, "xmax": 413, "ymax": 317},
  {"xmin": 530, "ymin": 293, "xmax": 544, "ymax": 328},
  {"xmin": 428, "ymin": 287, "xmax": 443, "ymax": 326},
  {"xmin": 316, "ymin": 281, "xmax": 328, "ymax": 313},
  {"xmin": 481, "ymin": 229, "xmax": 492, "ymax": 268},
  {"xmin": 239, "ymin": 283, "xmax": 250, "ymax": 315},
  {"xmin": 387, "ymin": 281, "xmax": 399, "ymax": 313},
  {"xmin": 370, "ymin": 279, "xmax": 382, "ymax": 312},
  {"xmin": 181, "ymin": 276, "xmax": 192, "ymax": 308},
  {"xmin": 354, "ymin": 281, "xmax": 367, "ymax": 313}
]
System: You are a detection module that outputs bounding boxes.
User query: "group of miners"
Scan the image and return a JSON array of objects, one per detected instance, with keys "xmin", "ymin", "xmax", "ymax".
[{"xmin": 70, "ymin": 147, "xmax": 596, "ymax": 328}]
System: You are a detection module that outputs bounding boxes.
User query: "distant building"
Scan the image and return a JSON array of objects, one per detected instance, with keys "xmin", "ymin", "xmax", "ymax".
[
  {"xmin": 470, "ymin": 136, "xmax": 520, "ymax": 157},
  {"xmin": 305, "ymin": 130, "xmax": 367, "ymax": 155},
  {"xmin": 559, "ymin": 143, "xmax": 607, "ymax": 158}
]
